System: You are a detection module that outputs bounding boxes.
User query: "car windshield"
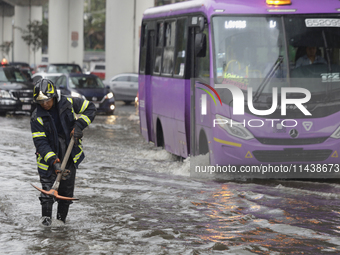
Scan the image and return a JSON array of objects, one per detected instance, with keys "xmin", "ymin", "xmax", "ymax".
[
  {"xmin": 0, "ymin": 68, "xmax": 27, "ymax": 82},
  {"xmin": 68, "ymin": 76, "xmax": 105, "ymax": 89},
  {"xmin": 47, "ymin": 65, "xmax": 82, "ymax": 74},
  {"xmin": 94, "ymin": 65, "xmax": 105, "ymax": 70}
]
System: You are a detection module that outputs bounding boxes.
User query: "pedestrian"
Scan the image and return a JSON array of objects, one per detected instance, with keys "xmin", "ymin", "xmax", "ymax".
[{"xmin": 30, "ymin": 79, "xmax": 96, "ymax": 226}]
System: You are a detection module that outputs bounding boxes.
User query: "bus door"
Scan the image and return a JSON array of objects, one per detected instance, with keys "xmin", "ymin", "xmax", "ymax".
[
  {"xmin": 139, "ymin": 22, "xmax": 155, "ymax": 142},
  {"xmin": 189, "ymin": 16, "xmax": 210, "ymax": 157}
]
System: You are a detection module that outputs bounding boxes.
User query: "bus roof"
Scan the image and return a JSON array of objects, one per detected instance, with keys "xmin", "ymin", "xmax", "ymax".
[{"xmin": 143, "ymin": 0, "xmax": 340, "ymax": 19}]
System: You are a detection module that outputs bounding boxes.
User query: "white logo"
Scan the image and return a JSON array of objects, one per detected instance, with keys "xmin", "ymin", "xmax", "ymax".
[
  {"xmin": 302, "ymin": 121, "xmax": 313, "ymax": 131},
  {"xmin": 214, "ymin": 84, "xmax": 311, "ymax": 116}
]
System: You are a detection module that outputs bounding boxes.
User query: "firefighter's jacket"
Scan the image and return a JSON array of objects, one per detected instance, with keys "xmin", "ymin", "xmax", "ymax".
[{"xmin": 30, "ymin": 95, "xmax": 96, "ymax": 177}]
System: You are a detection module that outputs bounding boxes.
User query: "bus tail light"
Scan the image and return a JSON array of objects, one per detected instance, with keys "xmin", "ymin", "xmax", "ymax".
[{"xmin": 266, "ymin": 0, "xmax": 291, "ymax": 5}]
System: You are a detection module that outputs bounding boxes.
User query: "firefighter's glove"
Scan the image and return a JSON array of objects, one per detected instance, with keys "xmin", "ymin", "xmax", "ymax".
[
  {"xmin": 53, "ymin": 158, "xmax": 62, "ymax": 175},
  {"xmin": 53, "ymin": 158, "xmax": 70, "ymax": 180},
  {"xmin": 71, "ymin": 125, "xmax": 83, "ymax": 145}
]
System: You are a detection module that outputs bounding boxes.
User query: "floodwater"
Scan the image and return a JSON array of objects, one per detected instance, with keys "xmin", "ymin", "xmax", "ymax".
[{"xmin": 1, "ymin": 103, "xmax": 340, "ymax": 254}]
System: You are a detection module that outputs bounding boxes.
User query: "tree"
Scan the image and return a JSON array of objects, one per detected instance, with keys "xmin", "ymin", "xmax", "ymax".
[
  {"xmin": 84, "ymin": 0, "xmax": 106, "ymax": 51},
  {"xmin": 0, "ymin": 41, "xmax": 13, "ymax": 59},
  {"xmin": 19, "ymin": 20, "xmax": 45, "ymax": 67}
]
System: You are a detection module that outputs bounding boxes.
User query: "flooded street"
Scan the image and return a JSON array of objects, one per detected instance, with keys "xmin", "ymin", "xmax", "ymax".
[{"xmin": 1, "ymin": 103, "xmax": 340, "ymax": 254}]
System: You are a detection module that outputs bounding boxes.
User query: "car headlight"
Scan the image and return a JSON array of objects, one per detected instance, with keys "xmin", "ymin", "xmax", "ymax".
[
  {"xmin": 215, "ymin": 114, "xmax": 254, "ymax": 140},
  {"xmin": 331, "ymin": 126, "xmax": 340, "ymax": 139},
  {"xmin": 105, "ymin": 92, "xmax": 114, "ymax": 99},
  {"xmin": 0, "ymin": 90, "xmax": 12, "ymax": 99}
]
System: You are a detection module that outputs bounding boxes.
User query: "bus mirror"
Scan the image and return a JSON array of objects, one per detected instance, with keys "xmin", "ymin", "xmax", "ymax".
[{"xmin": 195, "ymin": 33, "xmax": 207, "ymax": 57}]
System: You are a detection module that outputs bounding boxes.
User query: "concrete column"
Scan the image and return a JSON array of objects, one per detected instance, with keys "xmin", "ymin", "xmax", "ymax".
[
  {"xmin": 0, "ymin": 16, "xmax": 3, "ymax": 44},
  {"xmin": 13, "ymin": 5, "xmax": 42, "ymax": 66},
  {"xmin": 14, "ymin": 6, "xmax": 30, "ymax": 63},
  {"xmin": 49, "ymin": 0, "xmax": 84, "ymax": 66},
  {"xmin": 106, "ymin": 0, "xmax": 154, "ymax": 79},
  {"xmin": 2, "ymin": 16, "xmax": 13, "ymax": 61},
  {"xmin": 135, "ymin": 0, "xmax": 154, "ymax": 72},
  {"xmin": 30, "ymin": 6, "xmax": 42, "ymax": 67},
  {"xmin": 105, "ymin": 0, "xmax": 134, "ymax": 80},
  {"xmin": 0, "ymin": 3, "xmax": 14, "ymax": 61}
]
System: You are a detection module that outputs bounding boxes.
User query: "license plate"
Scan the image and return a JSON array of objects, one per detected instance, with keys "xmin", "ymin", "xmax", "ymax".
[
  {"xmin": 94, "ymin": 103, "xmax": 100, "ymax": 108},
  {"xmin": 22, "ymin": 104, "xmax": 31, "ymax": 110}
]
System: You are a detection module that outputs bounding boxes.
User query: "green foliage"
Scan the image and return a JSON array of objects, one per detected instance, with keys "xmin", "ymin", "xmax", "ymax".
[
  {"xmin": 19, "ymin": 20, "xmax": 47, "ymax": 65},
  {"xmin": 84, "ymin": 0, "xmax": 106, "ymax": 51},
  {"xmin": 20, "ymin": 20, "xmax": 43, "ymax": 53},
  {"xmin": 0, "ymin": 41, "xmax": 13, "ymax": 57}
]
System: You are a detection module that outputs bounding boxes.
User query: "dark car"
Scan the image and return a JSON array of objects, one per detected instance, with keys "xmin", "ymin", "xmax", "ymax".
[
  {"xmin": 0, "ymin": 66, "xmax": 35, "ymax": 115},
  {"xmin": 9, "ymin": 61, "xmax": 32, "ymax": 70},
  {"xmin": 54, "ymin": 73, "xmax": 115, "ymax": 115},
  {"xmin": 46, "ymin": 63, "xmax": 83, "ymax": 74}
]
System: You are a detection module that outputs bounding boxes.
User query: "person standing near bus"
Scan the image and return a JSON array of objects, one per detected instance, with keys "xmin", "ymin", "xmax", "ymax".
[
  {"xmin": 295, "ymin": 46, "xmax": 327, "ymax": 67},
  {"xmin": 30, "ymin": 79, "xmax": 96, "ymax": 226}
]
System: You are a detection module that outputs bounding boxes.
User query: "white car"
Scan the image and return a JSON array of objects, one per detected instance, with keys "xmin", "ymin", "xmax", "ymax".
[
  {"xmin": 105, "ymin": 73, "xmax": 138, "ymax": 104},
  {"xmin": 32, "ymin": 72, "xmax": 63, "ymax": 84}
]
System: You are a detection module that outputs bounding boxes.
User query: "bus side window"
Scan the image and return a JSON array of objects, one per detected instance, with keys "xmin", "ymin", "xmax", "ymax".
[
  {"xmin": 198, "ymin": 27, "xmax": 210, "ymax": 79},
  {"xmin": 162, "ymin": 21, "xmax": 176, "ymax": 75},
  {"xmin": 174, "ymin": 18, "xmax": 188, "ymax": 77},
  {"xmin": 153, "ymin": 22, "xmax": 164, "ymax": 74}
]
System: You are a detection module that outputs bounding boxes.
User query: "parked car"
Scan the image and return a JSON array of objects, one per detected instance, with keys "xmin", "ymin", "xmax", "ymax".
[
  {"xmin": 20, "ymin": 67, "xmax": 33, "ymax": 81},
  {"xmin": 32, "ymin": 72, "xmax": 63, "ymax": 84},
  {"xmin": 89, "ymin": 62, "xmax": 105, "ymax": 80},
  {"xmin": 34, "ymin": 64, "xmax": 48, "ymax": 74},
  {"xmin": 0, "ymin": 66, "xmax": 35, "ymax": 115},
  {"xmin": 46, "ymin": 63, "xmax": 82, "ymax": 74},
  {"xmin": 54, "ymin": 73, "xmax": 115, "ymax": 115},
  {"xmin": 9, "ymin": 62, "xmax": 33, "ymax": 72},
  {"xmin": 105, "ymin": 73, "xmax": 138, "ymax": 104}
]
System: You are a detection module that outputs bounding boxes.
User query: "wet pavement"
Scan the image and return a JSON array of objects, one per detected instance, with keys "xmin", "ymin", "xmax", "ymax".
[{"xmin": 1, "ymin": 102, "xmax": 340, "ymax": 254}]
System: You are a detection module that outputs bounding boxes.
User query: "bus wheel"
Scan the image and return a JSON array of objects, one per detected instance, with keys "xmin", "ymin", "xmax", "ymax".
[
  {"xmin": 156, "ymin": 119, "xmax": 164, "ymax": 149},
  {"xmin": 199, "ymin": 130, "xmax": 210, "ymax": 165}
]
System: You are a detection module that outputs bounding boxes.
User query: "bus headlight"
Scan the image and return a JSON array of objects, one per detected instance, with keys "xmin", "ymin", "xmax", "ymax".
[
  {"xmin": 215, "ymin": 114, "xmax": 254, "ymax": 140},
  {"xmin": 331, "ymin": 126, "xmax": 340, "ymax": 139},
  {"xmin": 0, "ymin": 90, "xmax": 12, "ymax": 99}
]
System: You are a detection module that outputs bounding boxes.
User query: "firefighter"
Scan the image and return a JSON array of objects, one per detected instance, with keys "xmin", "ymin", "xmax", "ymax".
[{"xmin": 30, "ymin": 79, "xmax": 96, "ymax": 226}]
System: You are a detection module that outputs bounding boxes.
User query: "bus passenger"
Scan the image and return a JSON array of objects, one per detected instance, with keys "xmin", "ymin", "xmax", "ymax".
[{"xmin": 295, "ymin": 46, "xmax": 327, "ymax": 68}]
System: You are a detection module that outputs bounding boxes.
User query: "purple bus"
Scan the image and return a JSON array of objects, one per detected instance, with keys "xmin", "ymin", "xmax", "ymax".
[{"xmin": 139, "ymin": 0, "xmax": 340, "ymax": 177}]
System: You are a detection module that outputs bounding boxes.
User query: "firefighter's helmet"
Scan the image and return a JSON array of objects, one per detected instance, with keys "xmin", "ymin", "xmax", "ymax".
[{"xmin": 33, "ymin": 79, "xmax": 58, "ymax": 103}]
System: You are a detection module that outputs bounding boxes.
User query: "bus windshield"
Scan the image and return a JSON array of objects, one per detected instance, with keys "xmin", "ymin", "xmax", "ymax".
[{"xmin": 213, "ymin": 15, "xmax": 340, "ymax": 117}]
